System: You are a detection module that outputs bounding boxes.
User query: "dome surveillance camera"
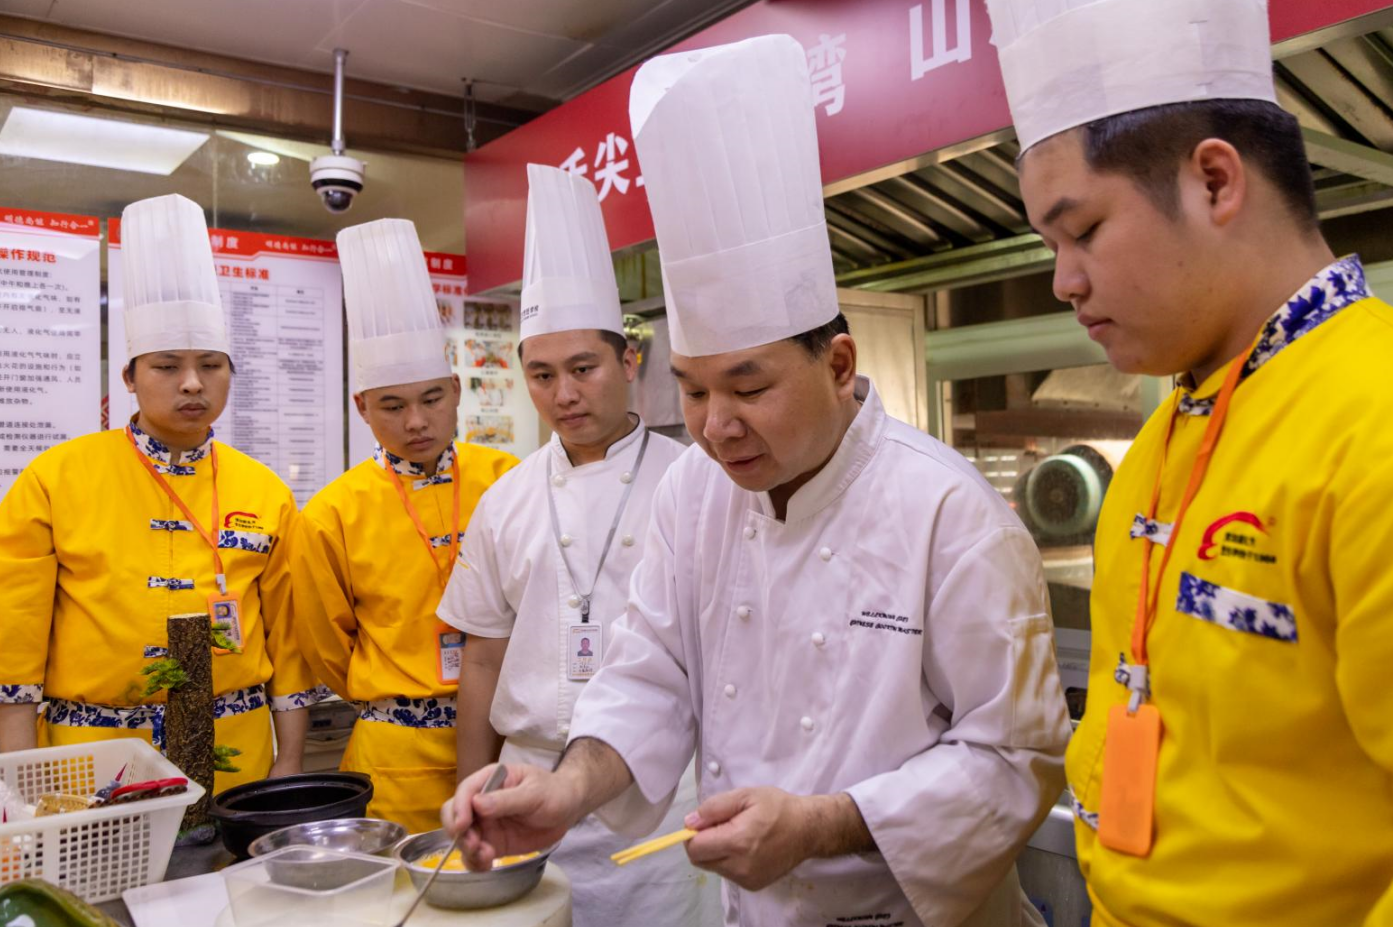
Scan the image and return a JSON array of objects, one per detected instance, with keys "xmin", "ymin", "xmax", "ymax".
[{"xmin": 309, "ymin": 154, "xmax": 366, "ymax": 214}]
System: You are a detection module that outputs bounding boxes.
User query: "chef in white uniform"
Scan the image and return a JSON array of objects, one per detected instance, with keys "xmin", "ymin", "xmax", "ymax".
[
  {"xmin": 438, "ymin": 164, "xmax": 721, "ymax": 927},
  {"xmin": 445, "ymin": 35, "xmax": 1070, "ymax": 927}
]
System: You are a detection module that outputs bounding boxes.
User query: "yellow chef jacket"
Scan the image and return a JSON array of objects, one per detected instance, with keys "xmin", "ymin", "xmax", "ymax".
[
  {"xmin": 291, "ymin": 440, "xmax": 517, "ymax": 831},
  {"xmin": 1070, "ymin": 257, "xmax": 1393, "ymax": 927},
  {"xmin": 0, "ymin": 423, "xmax": 321, "ymax": 791}
]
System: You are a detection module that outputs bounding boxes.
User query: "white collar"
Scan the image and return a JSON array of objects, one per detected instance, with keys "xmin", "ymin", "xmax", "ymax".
[
  {"xmin": 756, "ymin": 375, "xmax": 883, "ymax": 523},
  {"xmin": 548, "ymin": 414, "xmax": 646, "ymax": 473}
]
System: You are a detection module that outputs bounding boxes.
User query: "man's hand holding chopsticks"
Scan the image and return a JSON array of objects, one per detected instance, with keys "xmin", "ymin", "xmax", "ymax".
[{"xmin": 682, "ymin": 787, "xmax": 875, "ymax": 890}]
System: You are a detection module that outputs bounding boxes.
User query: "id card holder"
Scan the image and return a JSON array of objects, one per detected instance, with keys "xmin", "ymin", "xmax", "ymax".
[
  {"xmin": 567, "ymin": 624, "xmax": 603, "ymax": 681},
  {"xmin": 208, "ymin": 591, "xmax": 244, "ymax": 655},
  {"xmin": 437, "ymin": 622, "xmax": 465, "ymax": 685},
  {"xmin": 1097, "ymin": 703, "xmax": 1163, "ymax": 857}
]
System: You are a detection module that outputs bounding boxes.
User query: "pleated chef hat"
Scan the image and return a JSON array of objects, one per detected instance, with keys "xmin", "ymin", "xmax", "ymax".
[
  {"xmin": 121, "ymin": 194, "xmax": 229, "ymax": 358},
  {"xmin": 338, "ymin": 218, "xmax": 451, "ymax": 393},
  {"xmin": 630, "ymin": 34, "xmax": 838, "ymax": 357},
  {"xmin": 987, "ymin": 0, "xmax": 1277, "ymax": 153},
  {"xmin": 520, "ymin": 164, "xmax": 624, "ymax": 342}
]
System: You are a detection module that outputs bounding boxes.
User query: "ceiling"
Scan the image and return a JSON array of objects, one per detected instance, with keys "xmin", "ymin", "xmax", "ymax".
[
  {"xmin": 831, "ymin": 27, "xmax": 1393, "ymax": 293},
  {"xmin": 0, "ymin": 0, "xmax": 755, "ymax": 111},
  {"xmin": 0, "ymin": 97, "xmax": 473, "ymax": 252}
]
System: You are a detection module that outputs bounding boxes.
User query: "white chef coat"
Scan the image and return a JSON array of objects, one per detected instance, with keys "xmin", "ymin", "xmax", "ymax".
[
  {"xmin": 569, "ymin": 377, "xmax": 1071, "ymax": 927},
  {"xmin": 439, "ymin": 418, "xmax": 722, "ymax": 927}
]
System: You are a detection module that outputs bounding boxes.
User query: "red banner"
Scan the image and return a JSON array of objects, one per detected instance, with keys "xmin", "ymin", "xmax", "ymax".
[
  {"xmin": 425, "ymin": 250, "xmax": 467, "ymax": 278},
  {"xmin": 108, "ymin": 218, "xmax": 338, "ymax": 260},
  {"xmin": 464, "ymin": 0, "xmax": 1393, "ymax": 293},
  {"xmin": 0, "ymin": 207, "xmax": 100, "ymax": 238}
]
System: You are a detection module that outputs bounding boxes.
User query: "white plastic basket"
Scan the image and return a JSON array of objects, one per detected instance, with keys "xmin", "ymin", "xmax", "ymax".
[{"xmin": 0, "ymin": 738, "xmax": 204, "ymax": 903}]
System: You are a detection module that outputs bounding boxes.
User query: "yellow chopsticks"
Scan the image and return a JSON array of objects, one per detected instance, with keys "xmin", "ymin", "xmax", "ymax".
[{"xmin": 610, "ymin": 827, "xmax": 697, "ymax": 866}]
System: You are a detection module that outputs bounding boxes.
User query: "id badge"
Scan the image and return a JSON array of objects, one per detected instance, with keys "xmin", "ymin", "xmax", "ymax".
[
  {"xmin": 208, "ymin": 591, "xmax": 244, "ymax": 655},
  {"xmin": 1097, "ymin": 703, "xmax": 1163, "ymax": 857},
  {"xmin": 568, "ymin": 624, "xmax": 603, "ymax": 681},
  {"xmin": 437, "ymin": 622, "xmax": 465, "ymax": 685}
]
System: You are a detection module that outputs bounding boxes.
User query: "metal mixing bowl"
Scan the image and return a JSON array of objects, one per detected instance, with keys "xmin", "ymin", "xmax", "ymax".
[
  {"xmin": 392, "ymin": 829, "xmax": 552, "ymax": 910},
  {"xmin": 248, "ymin": 817, "xmax": 408, "ymax": 858}
]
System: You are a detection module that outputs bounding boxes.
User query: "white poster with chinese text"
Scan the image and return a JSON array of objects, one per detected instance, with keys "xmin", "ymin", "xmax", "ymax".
[
  {"xmin": 0, "ymin": 208, "xmax": 102, "ymax": 502},
  {"xmin": 107, "ymin": 224, "xmax": 345, "ymax": 505},
  {"xmin": 347, "ymin": 251, "xmax": 539, "ymax": 467}
]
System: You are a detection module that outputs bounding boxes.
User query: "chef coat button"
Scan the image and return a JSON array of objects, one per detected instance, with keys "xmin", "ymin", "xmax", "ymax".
[
  {"xmin": 811, "ymin": 632, "xmax": 826, "ymax": 647},
  {"xmin": 800, "ymin": 716, "xmax": 815, "ymax": 732},
  {"xmin": 620, "ymin": 471, "xmax": 633, "ymax": 484},
  {"xmin": 551, "ymin": 474, "xmax": 565, "ymax": 487},
  {"xmin": 743, "ymin": 526, "xmax": 756, "ymax": 540},
  {"xmin": 724, "ymin": 684, "xmax": 737, "ymax": 698},
  {"xmin": 560, "ymin": 534, "xmax": 573, "ymax": 547},
  {"xmin": 622, "ymin": 534, "xmax": 635, "ymax": 547},
  {"xmin": 819, "ymin": 547, "xmax": 832, "ymax": 562},
  {"xmin": 568, "ymin": 595, "xmax": 581, "ymax": 609},
  {"xmin": 736, "ymin": 606, "xmax": 751, "ymax": 620},
  {"xmin": 707, "ymin": 760, "xmax": 721, "ymax": 776}
]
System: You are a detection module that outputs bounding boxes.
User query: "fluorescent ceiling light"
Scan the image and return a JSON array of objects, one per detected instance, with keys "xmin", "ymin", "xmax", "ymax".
[
  {"xmin": 0, "ymin": 107, "xmax": 209, "ymax": 175},
  {"xmin": 247, "ymin": 150, "xmax": 280, "ymax": 166}
]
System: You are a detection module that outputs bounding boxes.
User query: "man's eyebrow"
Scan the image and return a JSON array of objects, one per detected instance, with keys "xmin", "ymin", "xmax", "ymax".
[
  {"xmin": 722, "ymin": 360, "xmax": 762, "ymax": 378},
  {"xmin": 670, "ymin": 364, "xmax": 688, "ymax": 380},
  {"xmin": 1039, "ymin": 196, "xmax": 1081, "ymax": 229}
]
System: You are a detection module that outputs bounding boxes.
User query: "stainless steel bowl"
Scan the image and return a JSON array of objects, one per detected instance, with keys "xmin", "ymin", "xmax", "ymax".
[
  {"xmin": 248, "ymin": 817, "xmax": 408, "ymax": 859},
  {"xmin": 392, "ymin": 829, "xmax": 552, "ymax": 910}
]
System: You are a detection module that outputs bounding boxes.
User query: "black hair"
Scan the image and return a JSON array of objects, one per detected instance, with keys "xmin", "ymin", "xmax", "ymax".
[
  {"xmin": 517, "ymin": 329, "xmax": 629, "ymax": 364},
  {"xmin": 125, "ymin": 354, "xmax": 237, "ymax": 382},
  {"xmin": 1078, "ymin": 99, "xmax": 1319, "ymax": 231},
  {"xmin": 787, "ymin": 312, "xmax": 850, "ymax": 358}
]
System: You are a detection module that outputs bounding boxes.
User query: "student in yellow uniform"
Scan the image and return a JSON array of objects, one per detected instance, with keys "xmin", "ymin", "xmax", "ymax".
[
  {"xmin": 0, "ymin": 194, "xmax": 319, "ymax": 791},
  {"xmin": 292, "ymin": 219, "xmax": 517, "ymax": 833},
  {"xmin": 988, "ymin": 0, "xmax": 1393, "ymax": 924}
]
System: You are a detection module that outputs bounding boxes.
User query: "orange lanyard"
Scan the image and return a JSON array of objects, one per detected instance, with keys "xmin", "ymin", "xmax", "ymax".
[
  {"xmin": 379, "ymin": 453, "xmax": 462, "ymax": 590},
  {"xmin": 126, "ymin": 426, "xmax": 227, "ymax": 593},
  {"xmin": 1128, "ymin": 338, "xmax": 1256, "ymax": 697}
]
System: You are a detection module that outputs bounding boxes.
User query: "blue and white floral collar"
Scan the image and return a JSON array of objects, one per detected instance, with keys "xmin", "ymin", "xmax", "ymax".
[
  {"xmin": 374, "ymin": 441, "xmax": 456, "ymax": 488},
  {"xmin": 128, "ymin": 417, "xmax": 214, "ymax": 476},
  {"xmin": 1179, "ymin": 255, "xmax": 1367, "ymax": 416}
]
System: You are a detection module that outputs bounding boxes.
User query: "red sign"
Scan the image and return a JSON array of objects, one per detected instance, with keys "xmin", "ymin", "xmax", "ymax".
[
  {"xmin": 0, "ymin": 208, "xmax": 100, "ymax": 238},
  {"xmin": 108, "ymin": 219, "xmax": 338, "ymax": 260},
  {"xmin": 425, "ymin": 250, "xmax": 467, "ymax": 279},
  {"xmin": 464, "ymin": 0, "xmax": 1393, "ymax": 293}
]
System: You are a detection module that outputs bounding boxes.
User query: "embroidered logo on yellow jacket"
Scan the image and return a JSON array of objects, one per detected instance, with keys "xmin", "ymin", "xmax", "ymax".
[
  {"xmin": 1070, "ymin": 260, "xmax": 1393, "ymax": 927},
  {"xmin": 0, "ymin": 426, "xmax": 320, "ymax": 792},
  {"xmin": 291, "ymin": 440, "xmax": 517, "ymax": 833}
]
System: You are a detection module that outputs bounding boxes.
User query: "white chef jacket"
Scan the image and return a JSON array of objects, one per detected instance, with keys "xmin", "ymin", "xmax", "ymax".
[
  {"xmin": 569, "ymin": 378, "xmax": 1070, "ymax": 927},
  {"xmin": 439, "ymin": 419, "xmax": 722, "ymax": 927}
]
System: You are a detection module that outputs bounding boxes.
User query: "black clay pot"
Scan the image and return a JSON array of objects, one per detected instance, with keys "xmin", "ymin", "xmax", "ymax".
[{"xmin": 209, "ymin": 772, "xmax": 373, "ymax": 859}]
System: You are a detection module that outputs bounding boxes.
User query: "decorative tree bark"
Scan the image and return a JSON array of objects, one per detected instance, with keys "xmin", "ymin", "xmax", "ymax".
[{"xmin": 166, "ymin": 612, "xmax": 215, "ymax": 835}]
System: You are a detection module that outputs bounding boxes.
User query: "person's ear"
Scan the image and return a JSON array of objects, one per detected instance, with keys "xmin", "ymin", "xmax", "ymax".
[
  {"xmin": 827, "ymin": 333, "xmax": 858, "ymax": 400},
  {"xmin": 1187, "ymin": 138, "xmax": 1246, "ymax": 228}
]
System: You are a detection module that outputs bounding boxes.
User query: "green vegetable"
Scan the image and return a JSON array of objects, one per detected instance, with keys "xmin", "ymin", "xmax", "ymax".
[
  {"xmin": 211, "ymin": 622, "xmax": 242, "ymax": 654},
  {"xmin": 213, "ymin": 744, "xmax": 242, "ymax": 774},
  {"xmin": 139, "ymin": 657, "xmax": 188, "ymax": 697},
  {"xmin": 0, "ymin": 878, "xmax": 121, "ymax": 927}
]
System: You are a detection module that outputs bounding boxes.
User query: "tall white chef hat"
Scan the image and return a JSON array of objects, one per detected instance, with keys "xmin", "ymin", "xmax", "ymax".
[
  {"xmin": 630, "ymin": 34, "xmax": 838, "ymax": 358},
  {"xmin": 520, "ymin": 164, "xmax": 624, "ymax": 343},
  {"xmin": 337, "ymin": 218, "xmax": 451, "ymax": 393},
  {"xmin": 121, "ymin": 193, "xmax": 229, "ymax": 358},
  {"xmin": 987, "ymin": 0, "xmax": 1277, "ymax": 153}
]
